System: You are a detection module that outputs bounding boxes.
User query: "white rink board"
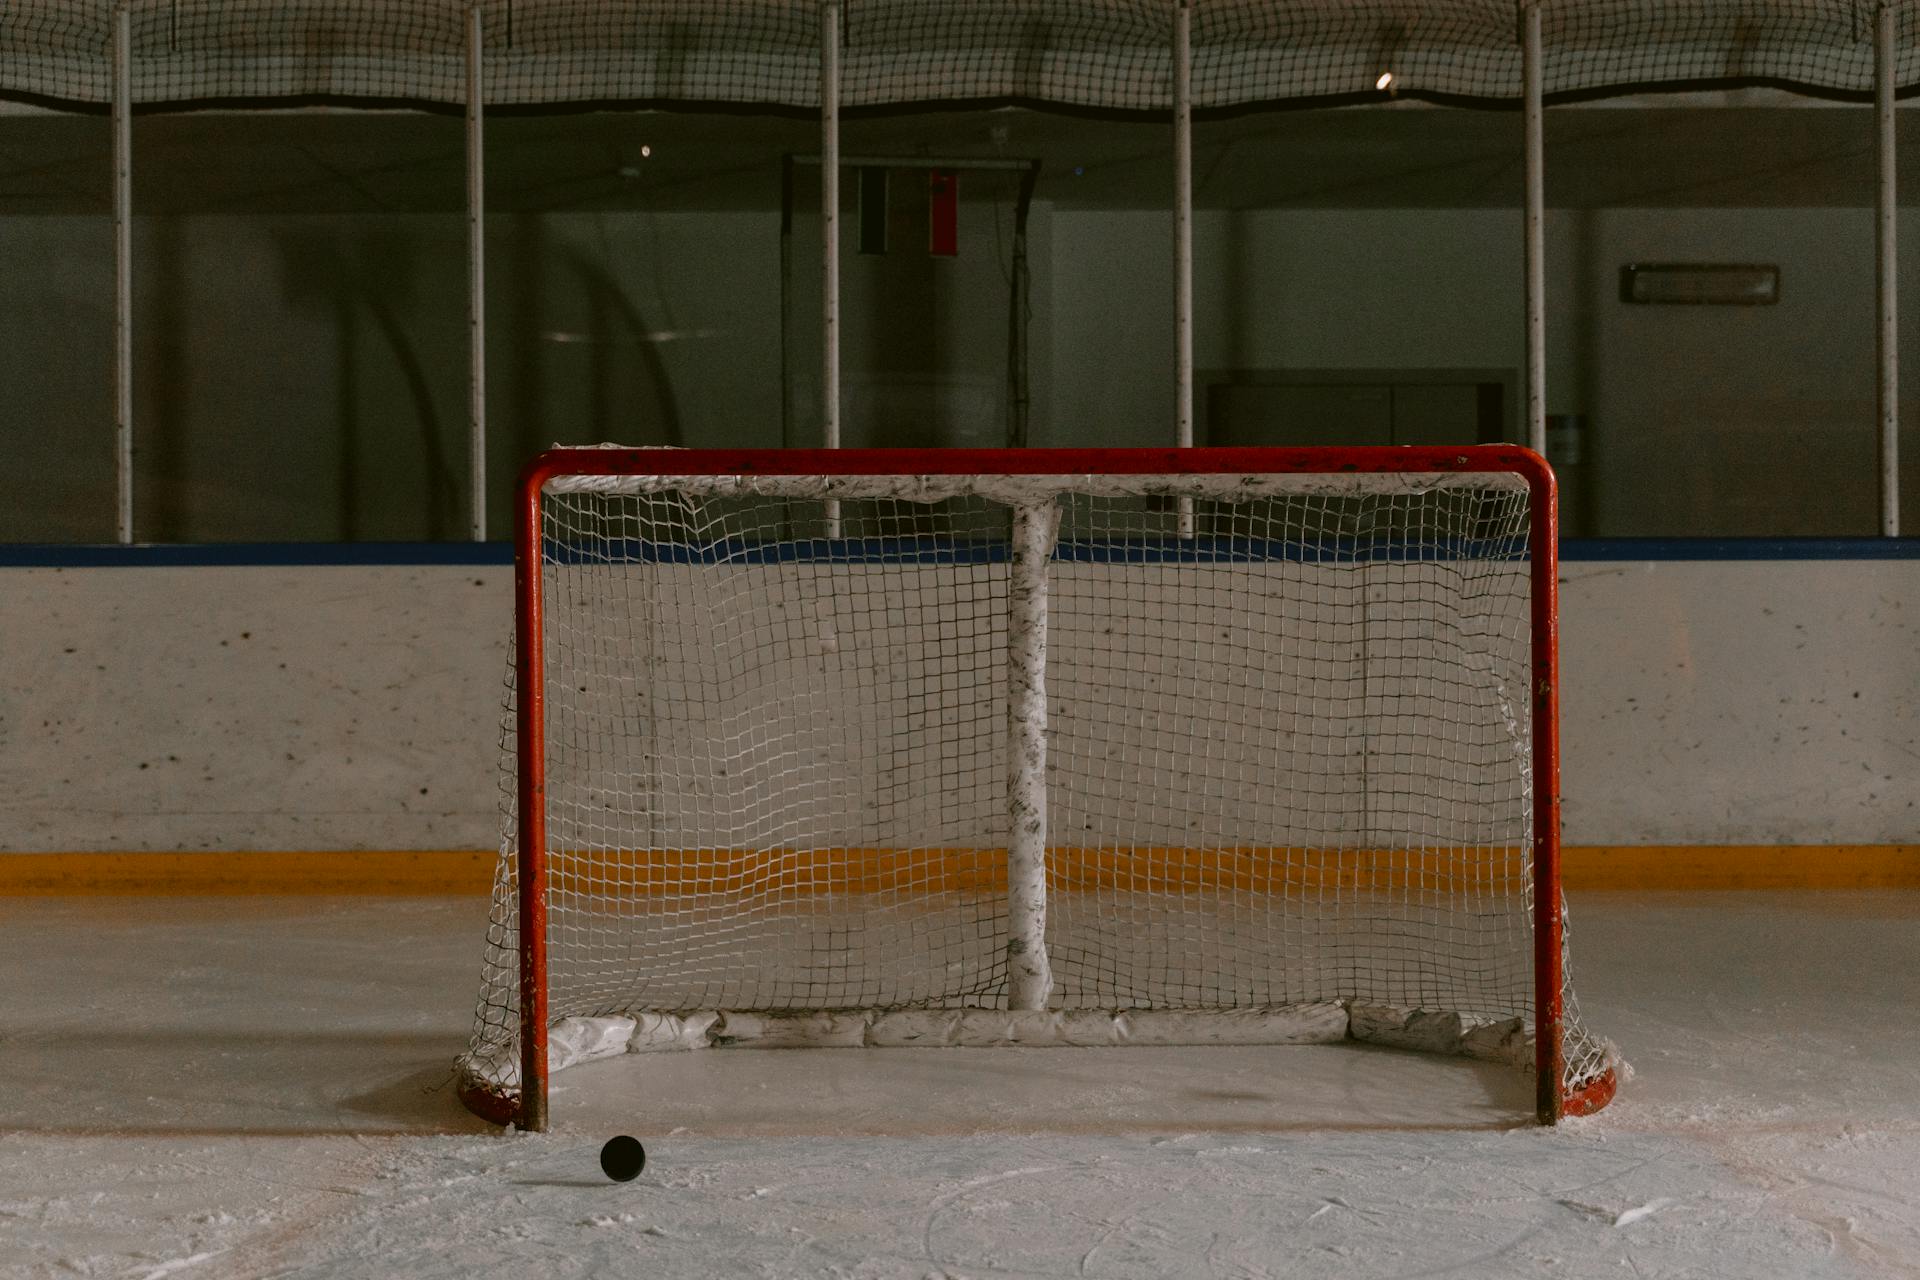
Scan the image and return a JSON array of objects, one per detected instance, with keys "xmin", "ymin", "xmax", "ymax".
[{"xmin": 1, "ymin": 555, "xmax": 1916, "ymax": 852}]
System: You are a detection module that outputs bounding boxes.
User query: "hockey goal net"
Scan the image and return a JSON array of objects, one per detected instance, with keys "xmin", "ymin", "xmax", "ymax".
[{"xmin": 458, "ymin": 446, "xmax": 1619, "ymax": 1129}]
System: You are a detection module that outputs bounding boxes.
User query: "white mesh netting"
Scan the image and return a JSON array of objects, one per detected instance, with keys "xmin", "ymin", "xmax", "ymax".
[
  {"xmin": 459, "ymin": 466, "xmax": 1616, "ymax": 1120},
  {"xmin": 1, "ymin": 2, "xmax": 1910, "ymax": 112}
]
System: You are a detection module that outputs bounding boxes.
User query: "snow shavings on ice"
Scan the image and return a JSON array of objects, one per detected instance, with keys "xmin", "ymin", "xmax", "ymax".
[
  {"xmin": 7, "ymin": 1091, "xmax": 1919, "ymax": 1278},
  {"xmin": 1611, "ymin": 1198, "xmax": 1675, "ymax": 1227},
  {"xmin": 133, "ymin": 1252, "xmax": 227, "ymax": 1280}
]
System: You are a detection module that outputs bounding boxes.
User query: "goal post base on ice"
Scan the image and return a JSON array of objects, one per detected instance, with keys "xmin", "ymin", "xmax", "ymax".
[
  {"xmin": 456, "ymin": 1002, "xmax": 1621, "ymax": 1127},
  {"xmin": 457, "ymin": 446, "xmax": 1620, "ymax": 1130}
]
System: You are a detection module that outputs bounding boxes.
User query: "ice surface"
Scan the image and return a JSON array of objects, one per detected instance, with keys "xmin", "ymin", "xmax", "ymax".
[{"xmin": 3, "ymin": 892, "xmax": 1917, "ymax": 1278}]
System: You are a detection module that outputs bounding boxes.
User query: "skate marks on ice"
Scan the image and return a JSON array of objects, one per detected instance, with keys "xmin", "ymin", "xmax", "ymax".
[{"xmin": 6, "ymin": 1125, "xmax": 1906, "ymax": 1279}]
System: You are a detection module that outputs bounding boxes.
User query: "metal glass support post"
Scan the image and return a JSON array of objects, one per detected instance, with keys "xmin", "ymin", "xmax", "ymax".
[
  {"xmin": 1173, "ymin": 0, "xmax": 1195, "ymax": 535},
  {"xmin": 780, "ymin": 155, "xmax": 795, "ymax": 449},
  {"xmin": 1007, "ymin": 161, "xmax": 1041, "ymax": 449},
  {"xmin": 1878, "ymin": 0, "xmax": 1900, "ymax": 536},
  {"xmin": 820, "ymin": 0, "xmax": 842, "ymax": 537},
  {"xmin": 113, "ymin": 4, "xmax": 134, "ymax": 544},
  {"xmin": 1522, "ymin": 2, "xmax": 1547, "ymax": 458},
  {"xmin": 467, "ymin": 4, "xmax": 488, "ymax": 541}
]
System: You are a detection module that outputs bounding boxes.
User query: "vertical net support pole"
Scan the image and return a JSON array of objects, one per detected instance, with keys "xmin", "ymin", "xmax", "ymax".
[
  {"xmin": 514, "ymin": 469, "xmax": 552, "ymax": 1132},
  {"xmin": 1879, "ymin": 0, "xmax": 1900, "ymax": 537},
  {"xmin": 1526, "ymin": 454, "xmax": 1565, "ymax": 1125},
  {"xmin": 1522, "ymin": 1, "xmax": 1547, "ymax": 458},
  {"xmin": 1005, "ymin": 502, "xmax": 1058, "ymax": 1010},
  {"xmin": 820, "ymin": 0, "xmax": 843, "ymax": 537},
  {"xmin": 467, "ymin": 4, "xmax": 488, "ymax": 542},
  {"xmin": 1172, "ymin": 0, "xmax": 1196, "ymax": 536},
  {"xmin": 113, "ymin": 3, "xmax": 133, "ymax": 545}
]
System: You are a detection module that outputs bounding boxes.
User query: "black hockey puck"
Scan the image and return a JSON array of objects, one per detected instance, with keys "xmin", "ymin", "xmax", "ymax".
[{"xmin": 599, "ymin": 1134, "xmax": 646, "ymax": 1182}]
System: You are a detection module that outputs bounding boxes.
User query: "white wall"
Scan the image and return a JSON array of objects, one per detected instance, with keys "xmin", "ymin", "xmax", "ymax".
[
  {"xmin": 1047, "ymin": 205, "xmax": 1919, "ymax": 536},
  {"xmin": 1564, "ymin": 207, "xmax": 1909, "ymax": 537},
  {"xmin": 1047, "ymin": 208, "xmax": 1527, "ymax": 449},
  {"xmin": 3, "ymin": 558, "xmax": 1914, "ymax": 853},
  {"xmin": 10, "ymin": 200, "xmax": 1916, "ymax": 541},
  {"xmin": 0, "ymin": 211, "xmax": 783, "ymax": 541}
]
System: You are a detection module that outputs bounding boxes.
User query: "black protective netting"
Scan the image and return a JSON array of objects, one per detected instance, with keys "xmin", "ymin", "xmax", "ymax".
[{"xmin": 2, "ymin": 1, "xmax": 1916, "ymax": 111}]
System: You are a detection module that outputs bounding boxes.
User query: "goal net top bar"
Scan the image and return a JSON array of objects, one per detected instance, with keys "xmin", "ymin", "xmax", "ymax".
[{"xmin": 526, "ymin": 444, "xmax": 1555, "ymax": 496}]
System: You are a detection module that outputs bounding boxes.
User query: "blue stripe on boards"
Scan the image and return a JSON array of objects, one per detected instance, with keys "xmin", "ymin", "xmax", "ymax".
[
  {"xmin": 1561, "ymin": 537, "xmax": 1920, "ymax": 561},
  {"xmin": 0, "ymin": 541, "xmax": 514, "ymax": 568}
]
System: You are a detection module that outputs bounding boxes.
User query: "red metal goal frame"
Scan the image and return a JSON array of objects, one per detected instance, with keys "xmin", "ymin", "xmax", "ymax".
[{"xmin": 476, "ymin": 444, "xmax": 1613, "ymax": 1131}]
